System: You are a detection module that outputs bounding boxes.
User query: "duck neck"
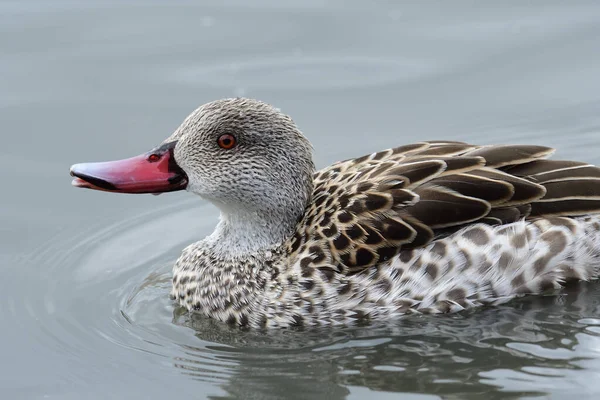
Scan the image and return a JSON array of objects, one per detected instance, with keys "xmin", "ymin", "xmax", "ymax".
[{"xmin": 205, "ymin": 208, "xmax": 300, "ymax": 258}]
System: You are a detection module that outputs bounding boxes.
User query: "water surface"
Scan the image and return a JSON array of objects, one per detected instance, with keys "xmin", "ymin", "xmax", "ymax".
[{"xmin": 2, "ymin": 1, "xmax": 600, "ymax": 398}]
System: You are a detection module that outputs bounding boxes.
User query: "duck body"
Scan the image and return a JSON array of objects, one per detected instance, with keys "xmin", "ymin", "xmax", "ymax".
[
  {"xmin": 71, "ymin": 99, "xmax": 600, "ymax": 328},
  {"xmin": 173, "ymin": 216, "xmax": 600, "ymax": 328},
  {"xmin": 171, "ymin": 140, "xmax": 600, "ymax": 328}
]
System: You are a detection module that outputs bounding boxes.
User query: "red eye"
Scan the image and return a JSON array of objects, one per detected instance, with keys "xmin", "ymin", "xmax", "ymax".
[
  {"xmin": 217, "ymin": 134, "xmax": 237, "ymax": 149},
  {"xmin": 147, "ymin": 153, "xmax": 161, "ymax": 162}
]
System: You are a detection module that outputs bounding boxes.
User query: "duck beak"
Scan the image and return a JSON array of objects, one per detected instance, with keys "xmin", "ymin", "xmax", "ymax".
[{"xmin": 69, "ymin": 141, "xmax": 188, "ymax": 194}]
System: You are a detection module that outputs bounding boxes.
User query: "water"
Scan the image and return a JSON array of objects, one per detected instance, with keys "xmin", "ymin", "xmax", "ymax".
[{"xmin": 2, "ymin": 1, "xmax": 600, "ymax": 398}]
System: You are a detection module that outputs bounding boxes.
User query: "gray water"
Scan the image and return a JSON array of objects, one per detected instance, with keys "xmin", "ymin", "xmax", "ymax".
[{"xmin": 2, "ymin": 1, "xmax": 600, "ymax": 399}]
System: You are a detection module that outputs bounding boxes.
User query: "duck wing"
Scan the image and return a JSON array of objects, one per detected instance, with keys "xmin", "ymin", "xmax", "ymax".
[{"xmin": 288, "ymin": 141, "xmax": 600, "ymax": 276}]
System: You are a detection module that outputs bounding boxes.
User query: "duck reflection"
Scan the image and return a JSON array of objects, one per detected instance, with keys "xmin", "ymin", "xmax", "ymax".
[{"xmin": 170, "ymin": 282, "xmax": 600, "ymax": 399}]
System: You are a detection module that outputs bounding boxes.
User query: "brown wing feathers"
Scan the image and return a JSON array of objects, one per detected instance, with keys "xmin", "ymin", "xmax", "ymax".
[
  {"xmin": 505, "ymin": 159, "xmax": 600, "ymax": 216},
  {"xmin": 292, "ymin": 141, "xmax": 600, "ymax": 275}
]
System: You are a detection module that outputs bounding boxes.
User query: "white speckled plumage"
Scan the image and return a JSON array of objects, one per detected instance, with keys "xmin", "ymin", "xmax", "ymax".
[
  {"xmin": 160, "ymin": 98, "xmax": 600, "ymax": 328},
  {"xmin": 105, "ymin": 98, "xmax": 600, "ymax": 328}
]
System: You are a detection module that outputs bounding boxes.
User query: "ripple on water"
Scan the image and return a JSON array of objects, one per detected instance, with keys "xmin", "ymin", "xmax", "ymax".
[{"xmin": 14, "ymin": 199, "xmax": 600, "ymax": 398}]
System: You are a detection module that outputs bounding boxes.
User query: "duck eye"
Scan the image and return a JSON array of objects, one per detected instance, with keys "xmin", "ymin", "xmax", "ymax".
[
  {"xmin": 147, "ymin": 153, "xmax": 161, "ymax": 162},
  {"xmin": 217, "ymin": 134, "xmax": 237, "ymax": 149}
]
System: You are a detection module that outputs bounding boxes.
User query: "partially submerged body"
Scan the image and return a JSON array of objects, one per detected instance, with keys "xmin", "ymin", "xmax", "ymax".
[{"xmin": 71, "ymin": 98, "xmax": 600, "ymax": 328}]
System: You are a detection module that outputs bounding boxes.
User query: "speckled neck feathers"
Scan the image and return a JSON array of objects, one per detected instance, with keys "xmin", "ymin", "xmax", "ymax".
[{"xmin": 206, "ymin": 209, "xmax": 297, "ymax": 255}]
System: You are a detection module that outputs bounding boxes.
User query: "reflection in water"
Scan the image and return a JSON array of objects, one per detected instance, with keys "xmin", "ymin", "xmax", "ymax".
[{"xmin": 165, "ymin": 282, "xmax": 600, "ymax": 399}]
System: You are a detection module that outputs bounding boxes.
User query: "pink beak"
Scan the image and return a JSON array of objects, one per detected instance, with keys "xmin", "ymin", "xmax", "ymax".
[{"xmin": 70, "ymin": 141, "xmax": 187, "ymax": 194}]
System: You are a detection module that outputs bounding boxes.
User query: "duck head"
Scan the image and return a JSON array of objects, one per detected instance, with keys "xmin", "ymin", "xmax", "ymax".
[{"xmin": 70, "ymin": 98, "xmax": 315, "ymax": 251}]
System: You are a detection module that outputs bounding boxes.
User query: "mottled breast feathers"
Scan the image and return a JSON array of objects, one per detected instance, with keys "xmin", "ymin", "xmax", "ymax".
[{"xmin": 286, "ymin": 141, "xmax": 600, "ymax": 276}]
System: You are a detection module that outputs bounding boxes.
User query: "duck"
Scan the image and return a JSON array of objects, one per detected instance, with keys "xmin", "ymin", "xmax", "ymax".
[{"xmin": 70, "ymin": 98, "xmax": 600, "ymax": 328}]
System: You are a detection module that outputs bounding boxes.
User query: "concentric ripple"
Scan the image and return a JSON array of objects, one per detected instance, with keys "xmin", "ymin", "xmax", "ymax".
[{"xmin": 11, "ymin": 199, "xmax": 600, "ymax": 398}]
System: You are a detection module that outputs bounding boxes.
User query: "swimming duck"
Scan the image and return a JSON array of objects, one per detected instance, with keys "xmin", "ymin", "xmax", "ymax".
[{"xmin": 70, "ymin": 98, "xmax": 600, "ymax": 328}]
